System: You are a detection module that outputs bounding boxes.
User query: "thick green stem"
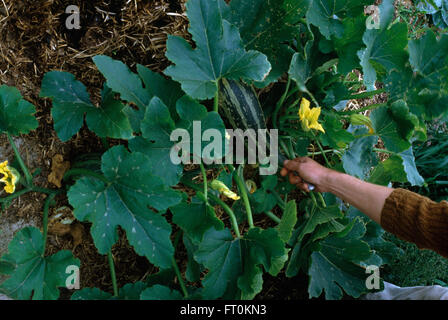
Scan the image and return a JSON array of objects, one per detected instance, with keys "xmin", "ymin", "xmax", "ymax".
[
  {"xmin": 272, "ymin": 190, "xmax": 286, "ymax": 210},
  {"xmin": 108, "ymin": 251, "xmax": 119, "ymax": 297},
  {"xmin": 309, "ymin": 191, "xmax": 318, "ymax": 207},
  {"xmin": 181, "ymin": 179, "xmax": 241, "ymax": 238},
  {"xmin": 172, "ymin": 231, "xmax": 188, "ymax": 298},
  {"xmin": 304, "ymin": 89, "xmax": 320, "ymax": 108},
  {"xmin": 0, "ymin": 187, "xmax": 32, "ymax": 203},
  {"xmin": 308, "ymin": 149, "xmax": 336, "ymax": 157},
  {"xmin": 63, "ymin": 168, "xmax": 109, "ymax": 184},
  {"xmin": 279, "ymin": 139, "xmax": 292, "ymax": 159},
  {"xmin": 229, "ymin": 165, "xmax": 254, "ymax": 229},
  {"xmin": 199, "ymin": 162, "xmax": 208, "ymax": 201},
  {"xmin": 265, "ymin": 211, "xmax": 281, "ymax": 224},
  {"xmin": 317, "ymin": 192, "xmax": 327, "ymax": 208},
  {"xmin": 312, "ymin": 132, "xmax": 331, "ymax": 168},
  {"xmin": 287, "ymin": 138, "xmax": 296, "ymax": 159},
  {"xmin": 42, "ymin": 192, "xmax": 58, "ymax": 256},
  {"xmin": 273, "ymin": 78, "xmax": 291, "ymax": 129},
  {"xmin": 214, "ymin": 90, "xmax": 219, "ymax": 113},
  {"xmin": 7, "ymin": 133, "xmax": 33, "ymax": 186}
]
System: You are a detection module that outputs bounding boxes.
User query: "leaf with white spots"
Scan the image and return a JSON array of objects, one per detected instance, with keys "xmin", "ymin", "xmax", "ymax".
[
  {"xmin": 67, "ymin": 145, "xmax": 182, "ymax": 268},
  {"xmin": 0, "ymin": 227, "xmax": 80, "ymax": 300},
  {"xmin": 40, "ymin": 71, "xmax": 133, "ymax": 141}
]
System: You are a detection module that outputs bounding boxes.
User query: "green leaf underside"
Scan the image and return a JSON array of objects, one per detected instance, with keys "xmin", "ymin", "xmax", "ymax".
[
  {"xmin": 342, "ymin": 128, "xmax": 379, "ymax": 180},
  {"xmin": 67, "ymin": 145, "xmax": 181, "ymax": 268},
  {"xmin": 0, "ymin": 227, "xmax": 79, "ymax": 300},
  {"xmin": 370, "ymin": 105, "xmax": 415, "ymax": 153},
  {"xmin": 368, "ymin": 155, "xmax": 408, "ymax": 186},
  {"xmin": 276, "ymin": 200, "xmax": 298, "ymax": 243},
  {"xmin": 164, "ymin": 0, "xmax": 271, "ymax": 99}
]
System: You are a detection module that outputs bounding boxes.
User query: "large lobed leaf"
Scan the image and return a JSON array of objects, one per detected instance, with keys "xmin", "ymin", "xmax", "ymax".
[
  {"xmin": 0, "ymin": 227, "xmax": 79, "ymax": 300},
  {"xmin": 67, "ymin": 145, "xmax": 182, "ymax": 268},
  {"xmin": 40, "ymin": 71, "xmax": 133, "ymax": 141},
  {"xmin": 194, "ymin": 227, "xmax": 288, "ymax": 299},
  {"xmin": 358, "ymin": 0, "xmax": 408, "ymax": 90},
  {"xmin": 307, "ymin": 219, "xmax": 373, "ymax": 300},
  {"xmin": 164, "ymin": 0, "xmax": 271, "ymax": 99}
]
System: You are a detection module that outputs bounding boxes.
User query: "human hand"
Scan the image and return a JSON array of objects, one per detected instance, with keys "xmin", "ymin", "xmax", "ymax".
[{"xmin": 280, "ymin": 157, "xmax": 333, "ymax": 193}]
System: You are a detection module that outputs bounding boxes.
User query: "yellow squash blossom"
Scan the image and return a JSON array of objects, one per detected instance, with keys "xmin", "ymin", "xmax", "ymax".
[
  {"xmin": 298, "ymin": 98, "xmax": 325, "ymax": 133},
  {"xmin": 0, "ymin": 161, "xmax": 19, "ymax": 194},
  {"xmin": 210, "ymin": 179, "xmax": 240, "ymax": 200}
]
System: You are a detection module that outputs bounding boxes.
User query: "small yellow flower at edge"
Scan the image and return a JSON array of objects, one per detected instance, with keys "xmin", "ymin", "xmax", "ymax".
[
  {"xmin": 0, "ymin": 161, "xmax": 19, "ymax": 194},
  {"xmin": 298, "ymin": 98, "xmax": 325, "ymax": 133}
]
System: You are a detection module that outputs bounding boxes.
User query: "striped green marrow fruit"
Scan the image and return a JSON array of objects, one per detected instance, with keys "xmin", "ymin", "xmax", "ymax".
[
  {"xmin": 217, "ymin": 78, "xmax": 315, "ymax": 190},
  {"xmin": 218, "ymin": 78, "xmax": 267, "ymax": 132}
]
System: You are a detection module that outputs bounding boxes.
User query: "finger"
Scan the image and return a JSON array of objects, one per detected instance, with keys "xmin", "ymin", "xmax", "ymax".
[
  {"xmin": 280, "ymin": 168, "xmax": 288, "ymax": 177},
  {"xmin": 289, "ymin": 172, "xmax": 302, "ymax": 185},
  {"xmin": 296, "ymin": 181, "xmax": 309, "ymax": 193}
]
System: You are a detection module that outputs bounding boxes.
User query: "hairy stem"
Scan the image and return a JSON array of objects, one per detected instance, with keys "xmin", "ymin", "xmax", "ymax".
[
  {"xmin": 312, "ymin": 132, "xmax": 331, "ymax": 168},
  {"xmin": 229, "ymin": 164, "xmax": 254, "ymax": 229},
  {"xmin": 214, "ymin": 89, "xmax": 219, "ymax": 113},
  {"xmin": 7, "ymin": 132, "xmax": 33, "ymax": 186},
  {"xmin": 108, "ymin": 251, "xmax": 118, "ymax": 297},
  {"xmin": 199, "ymin": 162, "xmax": 208, "ymax": 201},
  {"xmin": 317, "ymin": 192, "xmax": 327, "ymax": 208},
  {"xmin": 172, "ymin": 231, "xmax": 188, "ymax": 298},
  {"xmin": 42, "ymin": 192, "xmax": 59, "ymax": 256},
  {"xmin": 265, "ymin": 211, "xmax": 281, "ymax": 224},
  {"xmin": 273, "ymin": 78, "xmax": 291, "ymax": 129}
]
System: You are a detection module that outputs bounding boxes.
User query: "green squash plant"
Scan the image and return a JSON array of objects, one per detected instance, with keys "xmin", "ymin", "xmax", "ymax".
[{"xmin": 0, "ymin": 0, "xmax": 447, "ymax": 300}]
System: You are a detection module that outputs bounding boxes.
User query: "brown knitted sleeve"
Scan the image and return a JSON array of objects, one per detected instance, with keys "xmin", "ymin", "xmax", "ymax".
[{"xmin": 380, "ymin": 188, "xmax": 448, "ymax": 258}]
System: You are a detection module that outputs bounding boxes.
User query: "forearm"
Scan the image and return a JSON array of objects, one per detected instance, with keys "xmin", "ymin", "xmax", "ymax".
[{"xmin": 325, "ymin": 170, "xmax": 394, "ymax": 224}]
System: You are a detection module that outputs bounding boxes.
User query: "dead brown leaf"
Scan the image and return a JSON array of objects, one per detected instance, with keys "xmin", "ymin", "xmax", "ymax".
[{"xmin": 48, "ymin": 154, "xmax": 70, "ymax": 188}]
